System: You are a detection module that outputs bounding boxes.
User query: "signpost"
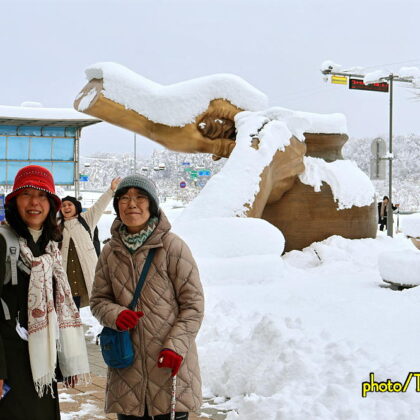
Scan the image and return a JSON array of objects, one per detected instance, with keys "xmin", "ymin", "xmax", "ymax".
[
  {"xmin": 79, "ymin": 174, "xmax": 89, "ymax": 182},
  {"xmin": 331, "ymin": 75, "xmax": 348, "ymax": 85},
  {"xmin": 179, "ymin": 181, "xmax": 186, "ymax": 188},
  {"xmin": 321, "ymin": 64, "xmax": 415, "ymax": 237},
  {"xmin": 349, "ymin": 78, "xmax": 389, "ymax": 92},
  {"xmin": 370, "ymin": 138, "xmax": 387, "ymax": 180}
]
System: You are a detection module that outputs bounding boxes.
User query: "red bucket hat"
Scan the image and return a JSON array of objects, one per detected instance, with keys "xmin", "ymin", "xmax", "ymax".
[{"xmin": 5, "ymin": 165, "xmax": 61, "ymax": 210}]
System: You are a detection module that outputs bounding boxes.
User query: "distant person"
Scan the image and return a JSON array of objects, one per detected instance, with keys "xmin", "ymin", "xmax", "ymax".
[
  {"xmin": 378, "ymin": 195, "xmax": 399, "ymax": 231},
  {"xmin": 58, "ymin": 177, "xmax": 121, "ymax": 309},
  {"xmin": 0, "ymin": 165, "xmax": 89, "ymax": 420},
  {"xmin": 90, "ymin": 174, "xmax": 204, "ymax": 419}
]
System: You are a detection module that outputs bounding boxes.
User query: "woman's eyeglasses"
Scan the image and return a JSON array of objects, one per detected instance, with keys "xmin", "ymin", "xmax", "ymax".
[{"xmin": 118, "ymin": 195, "xmax": 148, "ymax": 205}]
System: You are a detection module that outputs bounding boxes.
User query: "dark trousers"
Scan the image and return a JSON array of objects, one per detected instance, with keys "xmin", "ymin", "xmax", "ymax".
[
  {"xmin": 117, "ymin": 407, "xmax": 188, "ymax": 420},
  {"xmin": 73, "ymin": 296, "xmax": 81, "ymax": 310},
  {"xmin": 379, "ymin": 217, "xmax": 387, "ymax": 231}
]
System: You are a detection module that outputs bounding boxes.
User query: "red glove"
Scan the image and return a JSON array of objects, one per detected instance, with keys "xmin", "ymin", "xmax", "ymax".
[
  {"xmin": 157, "ymin": 349, "xmax": 183, "ymax": 377},
  {"xmin": 115, "ymin": 310, "xmax": 144, "ymax": 331}
]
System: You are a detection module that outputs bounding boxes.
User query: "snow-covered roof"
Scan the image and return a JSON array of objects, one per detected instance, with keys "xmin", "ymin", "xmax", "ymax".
[
  {"xmin": 81, "ymin": 62, "xmax": 268, "ymax": 126},
  {"xmin": 0, "ymin": 104, "xmax": 101, "ymax": 127}
]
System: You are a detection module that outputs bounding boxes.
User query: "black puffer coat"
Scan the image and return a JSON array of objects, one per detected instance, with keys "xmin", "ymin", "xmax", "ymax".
[{"xmin": 0, "ymin": 233, "xmax": 60, "ymax": 420}]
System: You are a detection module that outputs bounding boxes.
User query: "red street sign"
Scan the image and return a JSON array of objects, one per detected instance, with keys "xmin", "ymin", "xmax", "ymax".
[
  {"xmin": 349, "ymin": 78, "xmax": 389, "ymax": 93},
  {"xmin": 180, "ymin": 181, "xmax": 186, "ymax": 188}
]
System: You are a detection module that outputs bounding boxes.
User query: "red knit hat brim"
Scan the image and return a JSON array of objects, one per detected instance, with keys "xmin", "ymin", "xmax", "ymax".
[{"xmin": 5, "ymin": 165, "xmax": 62, "ymax": 211}]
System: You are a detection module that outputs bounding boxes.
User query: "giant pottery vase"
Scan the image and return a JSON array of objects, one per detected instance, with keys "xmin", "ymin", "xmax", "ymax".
[{"xmin": 262, "ymin": 133, "xmax": 377, "ymax": 252}]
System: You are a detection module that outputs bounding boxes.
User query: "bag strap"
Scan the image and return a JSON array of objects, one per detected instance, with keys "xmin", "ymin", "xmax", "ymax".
[
  {"xmin": 128, "ymin": 248, "xmax": 156, "ymax": 310},
  {"xmin": 0, "ymin": 225, "xmax": 20, "ymax": 286},
  {"xmin": 78, "ymin": 215, "xmax": 92, "ymax": 239}
]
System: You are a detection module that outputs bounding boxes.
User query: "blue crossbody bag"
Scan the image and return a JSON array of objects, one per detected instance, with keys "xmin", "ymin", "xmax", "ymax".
[{"xmin": 99, "ymin": 248, "xmax": 156, "ymax": 369}]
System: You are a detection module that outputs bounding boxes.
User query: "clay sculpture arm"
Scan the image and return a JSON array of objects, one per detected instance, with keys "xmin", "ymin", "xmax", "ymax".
[
  {"xmin": 74, "ymin": 78, "xmax": 242, "ymax": 159},
  {"xmin": 74, "ymin": 69, "xmax": 307, "ymax": 219}
]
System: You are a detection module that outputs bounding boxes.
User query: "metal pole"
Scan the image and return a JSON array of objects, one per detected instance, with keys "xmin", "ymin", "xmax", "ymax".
[
  {"xmin": 75, "ymin": 130, "xmax": 80, "ymax": 199},
  {"xmin": 387, "ymin": 75, "xmax": 393, "ymax": 237},
  {"xmin": 133, "ymin": 133, "xmax": 137, "ymax": 174}
]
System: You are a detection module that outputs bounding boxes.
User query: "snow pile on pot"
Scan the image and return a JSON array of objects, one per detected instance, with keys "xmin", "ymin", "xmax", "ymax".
[{"xmin": 299, "ymin": 157, "xmax": 375, "ymax": 209}]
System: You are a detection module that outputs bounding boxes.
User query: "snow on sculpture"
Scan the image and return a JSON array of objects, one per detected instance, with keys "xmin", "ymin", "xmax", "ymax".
[{"xmin": 74, "ymin": 62, "xmax": 377, "ymax": 252}]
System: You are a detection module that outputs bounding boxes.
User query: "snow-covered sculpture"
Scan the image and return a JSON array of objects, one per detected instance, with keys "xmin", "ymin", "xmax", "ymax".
[{"xmin": 74, "ymin": 63, "xmax": 377, "ymax": 252}]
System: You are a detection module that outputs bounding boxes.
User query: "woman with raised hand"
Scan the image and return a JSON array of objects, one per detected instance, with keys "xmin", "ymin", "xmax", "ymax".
[
  {"xmin": 90, "ymin": 174, "xmax": 204, "ymax": 420},
  {"xmin": 0, "ymin": 165, "xmax": 90, "ymax": 420},
  {"xmin": 59, "ymin": 177, "xmax": 121, "ymax": 309}
]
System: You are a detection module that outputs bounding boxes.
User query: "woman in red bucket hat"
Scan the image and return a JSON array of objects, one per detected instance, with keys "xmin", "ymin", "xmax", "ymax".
[{"xmin": 0, "ymin": 165, "xmax": 90, "ymax": 420}]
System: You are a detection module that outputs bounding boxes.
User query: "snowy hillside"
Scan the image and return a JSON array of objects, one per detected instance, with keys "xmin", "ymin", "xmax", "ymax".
[{"xmin": 343, "ymin": 134, "xmax": 420, "ymax": 211}]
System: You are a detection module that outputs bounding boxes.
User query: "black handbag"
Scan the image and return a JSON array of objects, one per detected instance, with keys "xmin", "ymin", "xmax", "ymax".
[{"xmin": 99, "ymin": 248, "xmax": 156, "ymax": 368}]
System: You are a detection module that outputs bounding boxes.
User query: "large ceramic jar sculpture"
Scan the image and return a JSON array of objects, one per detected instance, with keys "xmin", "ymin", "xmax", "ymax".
[{"xmin": 74, "ymin": 63, "xmax": 376, "ymax": 252}]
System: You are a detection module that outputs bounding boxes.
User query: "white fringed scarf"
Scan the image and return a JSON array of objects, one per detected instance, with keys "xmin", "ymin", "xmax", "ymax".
[{"xmin": 19, "ymin": 238, "xmax": 90, "ymax": 397}]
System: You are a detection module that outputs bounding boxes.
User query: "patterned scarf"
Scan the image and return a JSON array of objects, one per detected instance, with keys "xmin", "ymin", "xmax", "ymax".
[
  {"xmin": 19, "ymin": 238, "xmax": 90, "ymax": 397},
  {"xmin": 119, "ymin": 217, "xmax": 158, "ymax": 253}
]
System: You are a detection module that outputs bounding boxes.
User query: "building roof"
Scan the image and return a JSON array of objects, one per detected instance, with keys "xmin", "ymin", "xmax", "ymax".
[{"xmin": 0, "ymin": 105, "xmax": 101, "ymax": 128}]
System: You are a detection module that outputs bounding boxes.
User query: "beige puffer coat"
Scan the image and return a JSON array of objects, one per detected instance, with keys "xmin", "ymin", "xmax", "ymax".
[{"xmin": 90, "ymin": 211, "xmax": 204, "ymax": 417}]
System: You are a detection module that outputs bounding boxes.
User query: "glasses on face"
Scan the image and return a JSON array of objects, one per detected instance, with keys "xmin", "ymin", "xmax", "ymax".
[{"xmin": 118, "ymin": 194, "xmax": 148, "ymax": 205}]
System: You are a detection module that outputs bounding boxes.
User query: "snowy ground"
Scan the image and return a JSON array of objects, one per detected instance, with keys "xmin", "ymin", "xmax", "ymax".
[{"xmin": 78, "ymin": 191, "xmax": 420, "ymax": 420}]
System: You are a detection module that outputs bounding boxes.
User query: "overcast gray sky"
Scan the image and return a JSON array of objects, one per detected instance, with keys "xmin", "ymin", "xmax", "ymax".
[{"xmin": 2, "ymin": 0, "xmax": 420, "ymax": 157}]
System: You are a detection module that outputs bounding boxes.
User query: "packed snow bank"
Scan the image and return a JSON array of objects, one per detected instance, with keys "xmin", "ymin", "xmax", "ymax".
[
  {"xmin": 173, "ymin": 217, "xmax": 286, "ymax": 284},
  {"xmin": 173, "ymin": 218, "xmax": 284, "ymax": 259},
  {"xmin": 378, "ymin": 249, "xmax": 420, "ymax": 286},
  {"xmin": 299, "ymin": 157, "xmax": 375, "ymax": 209},
  {"xmin": 400, "ymin": 213, "xmax": 420, "ymax": 237},
  {"xmin": 197, "ymin": 233, "xmax": 420, "ymax": 420},
  {"xmin": 82, "ymin": 201, "xmax": 420, "ymax": 420},
  {"xmin": 82, "ymin": 62, "xmax": 268, "ymax": 126}
]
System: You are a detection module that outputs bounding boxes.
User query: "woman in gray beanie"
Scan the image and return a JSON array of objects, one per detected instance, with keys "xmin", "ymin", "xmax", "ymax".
[{"xmin": 90, "ymin": 174, "xmax": 204, "ymax": 420}]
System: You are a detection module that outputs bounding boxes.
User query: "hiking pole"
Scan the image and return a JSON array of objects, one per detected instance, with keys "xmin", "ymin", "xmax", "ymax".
[{"xmin": 171, "ymin": 375, "xmax": 177, "ymax": 420}]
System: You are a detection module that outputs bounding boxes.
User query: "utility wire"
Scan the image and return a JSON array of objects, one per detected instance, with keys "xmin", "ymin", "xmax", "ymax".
[{"xmin": 358, "ymin": 58, "xmax": 420, "ymax": 71}]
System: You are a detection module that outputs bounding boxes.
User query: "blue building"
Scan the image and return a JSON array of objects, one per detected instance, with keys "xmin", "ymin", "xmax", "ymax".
[{"xmin": 0, "ymin": 103, "xmax": 100, "ymax": 198}]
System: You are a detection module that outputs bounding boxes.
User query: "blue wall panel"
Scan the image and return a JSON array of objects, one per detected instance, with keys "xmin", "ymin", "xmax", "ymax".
[
  {"xmin": 7, "ymin": 137, "xmax": 29, "ymax": 159},
  {"xmin": 52, "ymin": 162, "xmax": 74, "ymax": 184},
  {"xmin": 0, "ymin": 137, "xmax": 5, "ymax": 159},
  {"xmin": 42, "ymin": 127, "xmax": 66, "ymax": 137},
  {"xmin": 17, "ymin": 126, "xmax": 42, "ymax": 136},
  {"xmin": 0, "ymin": 126, "xmax": 17, "ymax": 135},
  {"xmin": 0, "ymin": 125, "xmax": 76, "ymax": 185},
  {"xmin": 53, "ymin": 138, "xmax": 74, "ymax": 160},
  {"xmin": 30, "ymin": 138, "xmax": 53, "ymax": 160}
]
